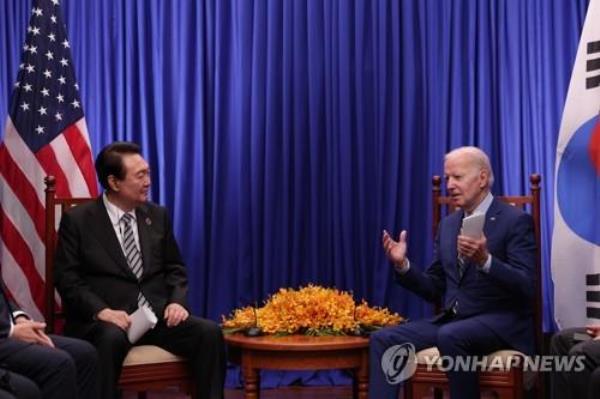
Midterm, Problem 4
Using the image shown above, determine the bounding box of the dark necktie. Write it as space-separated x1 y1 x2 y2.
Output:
121 213 150 309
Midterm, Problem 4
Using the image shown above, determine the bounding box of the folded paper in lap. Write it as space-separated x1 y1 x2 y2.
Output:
128 305 158 343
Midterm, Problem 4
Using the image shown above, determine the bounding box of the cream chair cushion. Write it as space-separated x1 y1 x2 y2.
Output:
123 345 185 366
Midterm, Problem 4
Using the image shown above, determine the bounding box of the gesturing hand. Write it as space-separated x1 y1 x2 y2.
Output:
12 320 55 347
382 230 408 269
97 308 131 331
164 303 189 328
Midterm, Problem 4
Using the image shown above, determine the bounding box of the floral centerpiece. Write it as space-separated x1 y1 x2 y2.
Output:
222 285 403 336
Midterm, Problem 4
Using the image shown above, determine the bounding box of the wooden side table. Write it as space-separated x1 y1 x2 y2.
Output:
225 334 370 399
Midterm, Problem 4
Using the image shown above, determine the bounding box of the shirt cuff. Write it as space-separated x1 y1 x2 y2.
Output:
12 310 28 320
394 259 410 274
8 311 29 337
479 254 492 273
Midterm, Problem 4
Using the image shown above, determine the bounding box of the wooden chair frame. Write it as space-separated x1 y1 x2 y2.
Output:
44 176 195 398
405 174 543 399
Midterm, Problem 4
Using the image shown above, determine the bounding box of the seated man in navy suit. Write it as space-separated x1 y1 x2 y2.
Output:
369 147 536 399
0 281 98 399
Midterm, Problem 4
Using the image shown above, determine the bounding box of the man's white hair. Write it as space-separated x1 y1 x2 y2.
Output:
445 146 495 189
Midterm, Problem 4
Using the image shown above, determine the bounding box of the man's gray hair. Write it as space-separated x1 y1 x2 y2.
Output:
445 146 495 189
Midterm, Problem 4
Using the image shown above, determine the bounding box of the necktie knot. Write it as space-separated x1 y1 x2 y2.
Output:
121 212 134 225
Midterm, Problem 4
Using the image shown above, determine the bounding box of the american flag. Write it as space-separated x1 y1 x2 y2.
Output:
0 0 97 320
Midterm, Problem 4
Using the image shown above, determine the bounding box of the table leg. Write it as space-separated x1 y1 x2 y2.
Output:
354 350 369 399
242 365 260 399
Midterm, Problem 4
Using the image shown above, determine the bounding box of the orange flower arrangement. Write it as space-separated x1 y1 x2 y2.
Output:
222 285 403 336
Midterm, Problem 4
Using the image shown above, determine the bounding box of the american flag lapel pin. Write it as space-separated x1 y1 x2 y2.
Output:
145 217 152 226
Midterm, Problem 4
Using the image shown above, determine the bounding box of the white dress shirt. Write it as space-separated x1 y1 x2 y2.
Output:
103 193 141 255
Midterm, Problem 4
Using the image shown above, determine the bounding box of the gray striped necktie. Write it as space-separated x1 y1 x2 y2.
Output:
121 213 150 309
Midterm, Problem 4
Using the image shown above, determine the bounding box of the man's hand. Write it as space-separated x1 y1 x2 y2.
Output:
164 303 189 328
97 308 131 331
11 320 55 347
586 324 600 338
14 314 30 324
457 234 489 266
382 230 408 269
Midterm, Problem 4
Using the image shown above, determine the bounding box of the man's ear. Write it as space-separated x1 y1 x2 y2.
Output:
479 169 488 189
107 175 120 192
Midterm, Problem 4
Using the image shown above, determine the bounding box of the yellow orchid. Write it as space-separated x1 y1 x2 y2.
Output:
222 285 403 335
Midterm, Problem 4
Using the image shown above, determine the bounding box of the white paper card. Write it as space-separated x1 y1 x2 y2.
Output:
461 213 485 238
127 305 158 343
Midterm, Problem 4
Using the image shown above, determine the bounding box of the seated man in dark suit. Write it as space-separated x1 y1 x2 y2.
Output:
54 141 225 399
550 325 600 398
369 147 536 399
0 281 98 399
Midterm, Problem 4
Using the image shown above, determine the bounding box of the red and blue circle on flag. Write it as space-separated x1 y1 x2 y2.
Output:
557 114 600 245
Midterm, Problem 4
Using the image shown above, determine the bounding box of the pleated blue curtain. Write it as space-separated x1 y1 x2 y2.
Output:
0 0 590 387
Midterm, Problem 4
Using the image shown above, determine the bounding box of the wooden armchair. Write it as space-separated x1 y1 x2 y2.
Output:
404 174 543 399
43 176 195 398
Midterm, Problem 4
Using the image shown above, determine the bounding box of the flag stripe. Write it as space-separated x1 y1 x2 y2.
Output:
3 119 47 205
35 144 73 199
588 41 600 54
63 123 97 195
50 131 89 197
586 75 600 89
587 274 600 285
0 144 46 239
0 236 44 321
0 207 44 306
587 291 600 302
587 58 600 71
0 176 45 278
587 307 600 319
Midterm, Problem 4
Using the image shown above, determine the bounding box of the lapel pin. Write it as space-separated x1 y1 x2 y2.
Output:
490 217 496 221
145 217 152 226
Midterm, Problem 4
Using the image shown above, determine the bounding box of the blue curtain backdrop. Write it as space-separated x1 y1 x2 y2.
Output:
0 0 590 387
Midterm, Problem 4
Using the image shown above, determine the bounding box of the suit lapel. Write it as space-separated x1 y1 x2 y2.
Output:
89 198 133 277
136 205 152 279
483 198 502 240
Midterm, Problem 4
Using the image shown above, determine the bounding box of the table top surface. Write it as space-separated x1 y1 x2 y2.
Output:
224 333 370 351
